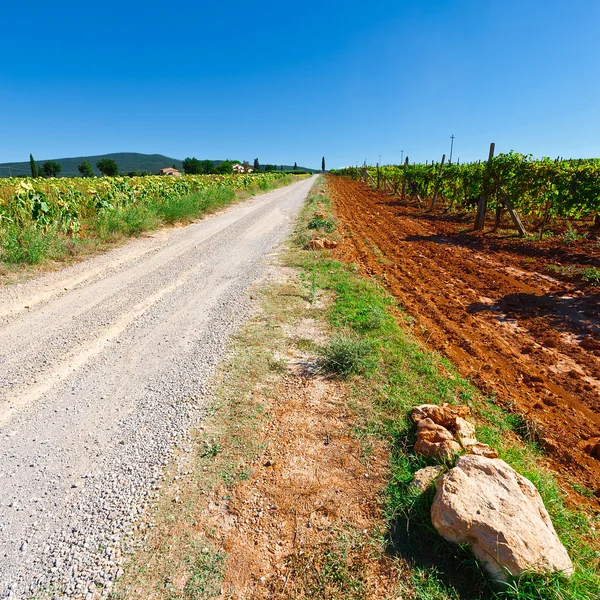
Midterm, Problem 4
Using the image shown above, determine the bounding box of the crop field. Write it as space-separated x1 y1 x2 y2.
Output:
0 172 298 266
326 174 600 497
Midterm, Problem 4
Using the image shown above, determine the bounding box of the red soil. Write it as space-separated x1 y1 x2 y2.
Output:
327 175 600 499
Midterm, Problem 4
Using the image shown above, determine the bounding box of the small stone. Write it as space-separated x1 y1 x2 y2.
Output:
410 466 445 492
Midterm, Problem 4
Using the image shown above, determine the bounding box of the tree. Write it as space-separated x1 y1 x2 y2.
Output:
293 162 297 171
199 159 217 174
97 158 119 176
253 158 260 172
322 156 326 172
216 161 233 175
42 160 62 178
78 161 94 177
182 157 202 174
29 154 39 178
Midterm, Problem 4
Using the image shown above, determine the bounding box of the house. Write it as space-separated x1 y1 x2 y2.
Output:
232 163 253 174
159 167 182 176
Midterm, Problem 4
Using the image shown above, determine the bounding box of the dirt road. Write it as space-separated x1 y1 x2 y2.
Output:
327 176 600 497
0 176 316 599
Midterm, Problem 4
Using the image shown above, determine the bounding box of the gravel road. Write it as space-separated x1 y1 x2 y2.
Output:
0 176 316 599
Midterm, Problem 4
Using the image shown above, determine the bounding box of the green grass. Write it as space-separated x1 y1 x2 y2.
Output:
286 177 600 600
181 545 226 600
308 215 336 232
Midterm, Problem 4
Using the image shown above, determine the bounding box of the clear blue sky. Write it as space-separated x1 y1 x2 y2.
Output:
1 0 598 169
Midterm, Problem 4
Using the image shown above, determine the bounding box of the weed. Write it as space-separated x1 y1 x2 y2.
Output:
182 545 226 599
308 216 336 232
581 267 600 287
201 441 221 458
319 332 376 378
562 229 585 244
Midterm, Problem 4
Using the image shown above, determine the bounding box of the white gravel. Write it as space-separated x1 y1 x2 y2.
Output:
0 176 316 599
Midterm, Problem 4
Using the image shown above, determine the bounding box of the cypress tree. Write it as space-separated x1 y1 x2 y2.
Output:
30 154 38 178
321 156 325 172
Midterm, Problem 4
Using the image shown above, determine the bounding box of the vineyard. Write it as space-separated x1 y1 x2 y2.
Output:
0 172 299 265
333 150 600 234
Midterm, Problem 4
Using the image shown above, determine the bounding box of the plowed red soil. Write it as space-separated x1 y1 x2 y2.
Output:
327 175 600 498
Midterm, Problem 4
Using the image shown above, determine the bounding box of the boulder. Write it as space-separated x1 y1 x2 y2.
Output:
414 418 461 460
431 455 573 582
411 466 446 492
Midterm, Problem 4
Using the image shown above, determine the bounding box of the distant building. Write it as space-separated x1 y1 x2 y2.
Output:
232 164 253 174
159 167 181 176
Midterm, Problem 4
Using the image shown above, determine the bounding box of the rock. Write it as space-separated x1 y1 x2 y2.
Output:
580 336 600 351
411 466 445 492
411 404 470 429
431 455 573 582
414 418 461 460
584 441 600 460
466 442 498 459
306 238 338 250
454 417 477 447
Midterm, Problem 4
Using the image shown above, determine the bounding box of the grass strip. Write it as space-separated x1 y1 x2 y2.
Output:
286 178 600 600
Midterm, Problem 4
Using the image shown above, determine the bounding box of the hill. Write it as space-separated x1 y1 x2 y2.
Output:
0 153 184 178
0 154 318 177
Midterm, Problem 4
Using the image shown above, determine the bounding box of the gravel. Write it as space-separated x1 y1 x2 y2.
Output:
0 176 315 599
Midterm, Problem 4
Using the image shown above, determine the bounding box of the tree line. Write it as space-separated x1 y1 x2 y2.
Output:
25 154 318 178
28 154 121 178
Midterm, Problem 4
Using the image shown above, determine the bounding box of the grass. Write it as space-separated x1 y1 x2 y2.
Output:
285 177 600 600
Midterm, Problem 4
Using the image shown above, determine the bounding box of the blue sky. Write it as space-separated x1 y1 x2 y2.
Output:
1 0 598 169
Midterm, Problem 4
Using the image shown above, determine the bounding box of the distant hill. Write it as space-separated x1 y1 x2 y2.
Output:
0 153 184 178
0 153 318 177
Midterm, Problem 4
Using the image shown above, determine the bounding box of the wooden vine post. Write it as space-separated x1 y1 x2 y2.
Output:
492 176 527 236
376 162 380 189
474 143 495 230
429 154 446 211
401 157 409 201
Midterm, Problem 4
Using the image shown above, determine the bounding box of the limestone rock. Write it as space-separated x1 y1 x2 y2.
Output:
466 442 498 459
411 466 445 492
431 455 573 582
454 417 478 447
414 418 461 460
411 404 470 428
306 238 338 250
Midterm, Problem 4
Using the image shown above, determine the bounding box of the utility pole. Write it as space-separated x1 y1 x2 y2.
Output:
400 149 404 163
449 134 455 164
